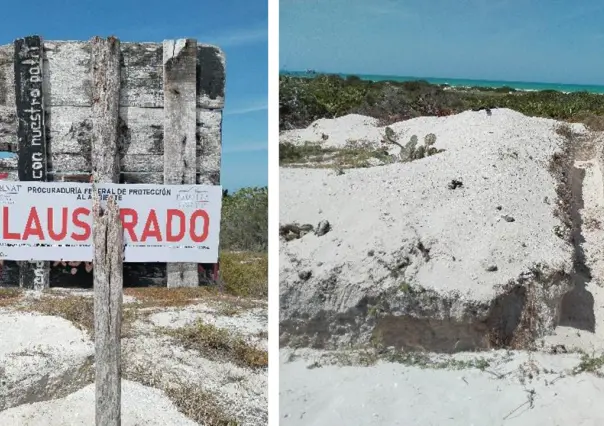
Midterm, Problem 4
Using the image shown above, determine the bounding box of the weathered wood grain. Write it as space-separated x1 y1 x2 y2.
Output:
51 153 211 172
0 42 225 108
93 195 123 426
0 106 16 151
0 44 15 107
92 38 123 424
91 36 121 183
0 153 207 173
44 106 221 154
197 108 222 184
43 41 92 107
0 167 209 185
164 39 199 288
14 35 50 291
120 43 162 108
1 106 220 162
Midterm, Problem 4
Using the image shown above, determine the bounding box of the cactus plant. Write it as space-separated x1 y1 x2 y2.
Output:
424 133 437 146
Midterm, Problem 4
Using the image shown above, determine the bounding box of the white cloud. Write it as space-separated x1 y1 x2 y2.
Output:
223 143 267 154
225 100 268 115
201 24 267 48
363 0 416 18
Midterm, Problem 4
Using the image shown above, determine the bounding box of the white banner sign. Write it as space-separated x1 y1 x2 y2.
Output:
0 182 222 263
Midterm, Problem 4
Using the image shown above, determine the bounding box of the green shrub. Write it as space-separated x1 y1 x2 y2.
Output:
220 187 267 252
279 74 604 130
220 251 268 298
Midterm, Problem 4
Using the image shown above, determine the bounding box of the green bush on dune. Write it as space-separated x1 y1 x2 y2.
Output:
220 187 268 253
279 74 604 131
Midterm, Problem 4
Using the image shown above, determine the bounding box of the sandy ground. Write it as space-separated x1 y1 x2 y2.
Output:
0 381 197 426
280 349 604 426
280 110 604 424
0 289 268 425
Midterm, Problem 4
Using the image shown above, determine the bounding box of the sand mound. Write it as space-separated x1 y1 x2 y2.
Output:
0 381 197 426
0 312 94 411
280 114 382 148
280 109 587 351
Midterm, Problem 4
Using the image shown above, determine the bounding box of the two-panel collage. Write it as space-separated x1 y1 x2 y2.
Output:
0 0 603 425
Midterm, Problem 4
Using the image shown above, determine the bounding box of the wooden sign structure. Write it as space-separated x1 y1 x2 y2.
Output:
0 35 225 288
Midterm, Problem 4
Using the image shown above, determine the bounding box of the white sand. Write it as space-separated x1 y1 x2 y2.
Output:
281 114 382 148
280 349 604 426
0 381 197 426
0 295 267 425
0 313 93 410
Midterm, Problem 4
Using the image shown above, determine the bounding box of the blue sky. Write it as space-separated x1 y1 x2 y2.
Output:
280 0 604 85
1 0 267 191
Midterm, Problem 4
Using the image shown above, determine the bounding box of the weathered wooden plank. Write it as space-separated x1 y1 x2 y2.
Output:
43 41 92 107
91 36 120 183
93 195 123 426
0 152 216 174
14 35 50 291
48 153 209 173
120 43 162 108
48 106 169 155
0 156 18 169
2 106 222 156
0 106 16 151
164 39 197 185
164 39 199 288
1 42 225 108
15 36 47 184
197 108 222 184
197 45 226 110
0 44 15 107
51 171 209 184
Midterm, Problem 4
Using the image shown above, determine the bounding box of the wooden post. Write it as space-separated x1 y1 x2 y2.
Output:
14 35 49 290
91 36 122 426
163 39 199 288
91 36 121 183
93 195 123 426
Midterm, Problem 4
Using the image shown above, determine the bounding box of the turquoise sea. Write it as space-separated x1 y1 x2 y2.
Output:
281 70 604 94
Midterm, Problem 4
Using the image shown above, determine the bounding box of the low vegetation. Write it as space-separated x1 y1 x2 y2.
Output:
280 140 391 169
0 287 21 307
125 363 240 426
220 251 268 298
164 320 268 369
280 73 604 131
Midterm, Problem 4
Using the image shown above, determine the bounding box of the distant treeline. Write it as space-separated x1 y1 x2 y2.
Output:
279 74 604 131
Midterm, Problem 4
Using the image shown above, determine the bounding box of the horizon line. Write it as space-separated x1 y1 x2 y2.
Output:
279 69 604 88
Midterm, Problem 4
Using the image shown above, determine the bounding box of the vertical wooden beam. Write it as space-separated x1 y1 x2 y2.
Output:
14 35 49 290
91 36 122 426
93 194 123 426
163 39 198 288
91 36 121 183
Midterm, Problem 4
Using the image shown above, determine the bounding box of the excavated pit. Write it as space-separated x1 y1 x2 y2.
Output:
281 267 571 352
542 131 604 351
280 110 591 353
557 163 595 332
